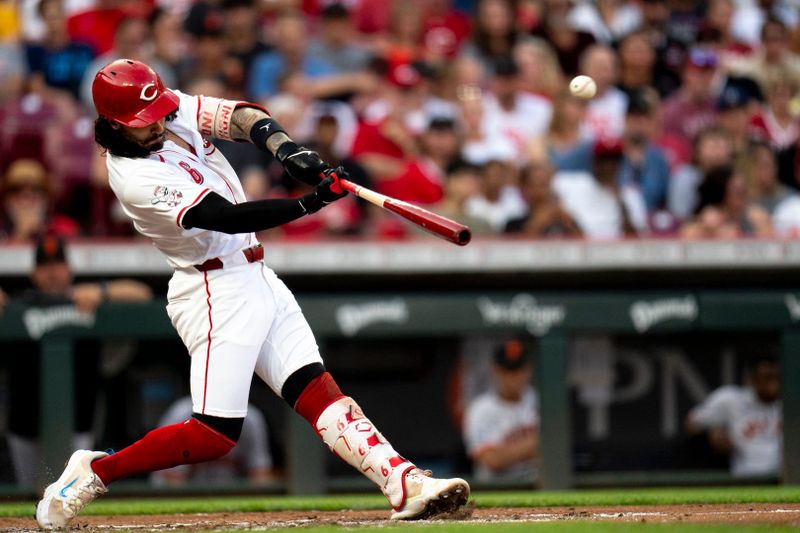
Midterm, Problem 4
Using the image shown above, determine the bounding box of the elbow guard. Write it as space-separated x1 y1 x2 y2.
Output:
198 97 268 141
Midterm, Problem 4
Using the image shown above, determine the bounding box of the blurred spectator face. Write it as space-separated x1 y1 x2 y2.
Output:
521 161 554 204
315 115 339 148
388 0 422 43
186 77 227 99
514 42 543 84
459 92 484 132
544 0 572 28
31 236 72 295
320 7 355 47
514 39 563 98
32 261 72 295
225 3 257 43
706 0 734 34
581 46 617 93
479 0 515 37
718 105 751 138
696 129 733 169
550 91 587 133
751 360 780 404
682 49 718 100
3 160 50 233
619 32 655 72
453 56 486 89
762 20 788 60
422 119 460 160
445 165 482 203
595 156 621 185
625 110 654 146
113 17 149 57
751 144 779 192
490 56 521 103
273 14 307 56
482 160 511 197
491 71 519 103
641 0 668 26
39 0 66 36
493 362 531 402
241 167 270 200
765 77 796 115
723 172 748 213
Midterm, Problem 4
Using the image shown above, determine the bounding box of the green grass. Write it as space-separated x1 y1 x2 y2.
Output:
0 486 799 518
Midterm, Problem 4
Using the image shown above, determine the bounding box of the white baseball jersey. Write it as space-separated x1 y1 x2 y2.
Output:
689 385 782 477
463 386 538 481
107 90 256 270
105 90 323 417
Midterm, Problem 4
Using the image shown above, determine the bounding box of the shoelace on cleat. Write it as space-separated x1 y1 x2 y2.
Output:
63 475 106 516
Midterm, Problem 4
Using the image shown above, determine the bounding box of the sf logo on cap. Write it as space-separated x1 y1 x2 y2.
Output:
140 83 158 102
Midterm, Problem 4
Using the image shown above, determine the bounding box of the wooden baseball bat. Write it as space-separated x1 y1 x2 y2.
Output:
334 177 472 246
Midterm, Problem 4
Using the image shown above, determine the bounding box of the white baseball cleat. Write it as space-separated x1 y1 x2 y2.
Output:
390 468 470 520
36 450 108 529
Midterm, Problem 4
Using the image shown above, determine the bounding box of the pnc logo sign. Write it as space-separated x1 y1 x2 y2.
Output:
140 83 158 101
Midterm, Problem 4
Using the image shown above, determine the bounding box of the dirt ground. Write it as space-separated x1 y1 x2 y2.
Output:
2 503 799 531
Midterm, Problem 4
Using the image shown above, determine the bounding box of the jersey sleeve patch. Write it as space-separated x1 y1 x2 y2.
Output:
151 185 184 207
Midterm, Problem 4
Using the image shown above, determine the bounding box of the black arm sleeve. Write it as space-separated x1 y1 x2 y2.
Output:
182 191 306 234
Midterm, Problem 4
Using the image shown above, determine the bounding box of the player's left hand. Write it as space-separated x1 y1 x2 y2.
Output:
299 167 349 214
276 141 328 187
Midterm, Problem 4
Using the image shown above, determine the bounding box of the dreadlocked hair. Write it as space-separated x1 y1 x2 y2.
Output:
95 110 178 158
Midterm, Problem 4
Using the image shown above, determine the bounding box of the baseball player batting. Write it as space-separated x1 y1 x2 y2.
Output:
36 59 469 528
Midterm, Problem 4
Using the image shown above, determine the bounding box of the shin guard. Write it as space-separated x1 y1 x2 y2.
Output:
314 397 415 509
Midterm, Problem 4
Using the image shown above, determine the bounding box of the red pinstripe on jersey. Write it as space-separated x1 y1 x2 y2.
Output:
202 271 213 414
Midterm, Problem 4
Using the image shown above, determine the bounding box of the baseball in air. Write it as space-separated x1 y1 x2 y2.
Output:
570 75 597 99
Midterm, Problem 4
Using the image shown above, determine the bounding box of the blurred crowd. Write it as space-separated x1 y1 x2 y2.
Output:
5 0 800 241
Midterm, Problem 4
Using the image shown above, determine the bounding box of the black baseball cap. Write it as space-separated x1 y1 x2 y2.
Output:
494 339 529 370
35 235 67 266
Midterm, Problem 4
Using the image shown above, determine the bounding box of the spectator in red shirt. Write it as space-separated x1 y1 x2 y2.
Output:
379 115 461 205
66 0 148 56
352 60 450 180
0 159 78 241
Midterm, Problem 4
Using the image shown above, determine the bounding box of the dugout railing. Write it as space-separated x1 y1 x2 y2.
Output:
0 289 798 494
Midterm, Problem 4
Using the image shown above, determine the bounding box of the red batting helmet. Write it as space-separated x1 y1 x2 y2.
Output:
92 59 179 127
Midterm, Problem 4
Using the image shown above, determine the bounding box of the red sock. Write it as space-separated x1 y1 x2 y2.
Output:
91 418 235 486
294 371 344 425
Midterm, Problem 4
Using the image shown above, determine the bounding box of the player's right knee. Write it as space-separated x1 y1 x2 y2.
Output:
192 413 245 443
281 362 326 407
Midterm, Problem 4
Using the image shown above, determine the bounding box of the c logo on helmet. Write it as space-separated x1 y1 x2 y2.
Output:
140 83 158 102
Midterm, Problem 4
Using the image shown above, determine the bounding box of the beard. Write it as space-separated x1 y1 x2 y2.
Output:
95 112 176 159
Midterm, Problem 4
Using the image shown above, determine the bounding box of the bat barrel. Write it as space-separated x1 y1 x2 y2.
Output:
335 175 472 246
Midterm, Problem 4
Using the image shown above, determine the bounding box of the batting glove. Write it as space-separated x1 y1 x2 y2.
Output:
299 167 349 214
276 141 327 187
